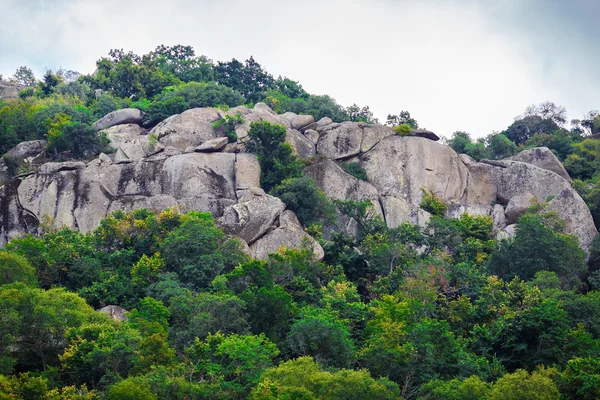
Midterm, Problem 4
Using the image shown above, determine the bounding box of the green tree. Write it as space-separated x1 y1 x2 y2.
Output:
246 121 303 191
285 306 356 368
0 251 36 286
168 292 249 350
11 66 36 86
486 133 517 159
270 176 336 227
489 369 560 400
559 357 600 400
160 214 248 289
185 332 279 397
489 211 586 286
215 56 274 103
251 356 400 400
107 379 157 400
386 110 418 129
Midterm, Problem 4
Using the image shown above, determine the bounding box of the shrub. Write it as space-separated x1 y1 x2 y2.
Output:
246 121 303 191
212 113 244 143
420 188 448 217
270 176 336 227
341 162 368 181
393 123 411 136
0 251 37 286
2 154 20 177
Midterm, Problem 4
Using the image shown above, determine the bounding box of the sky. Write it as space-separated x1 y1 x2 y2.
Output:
0 0 598 138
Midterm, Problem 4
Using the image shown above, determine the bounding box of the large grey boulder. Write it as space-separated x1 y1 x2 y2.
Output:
235 153 261 199
285 129 316 159
102 124 157 162
195 137 228 152
361 136 471 227
249 210 324 260
317 122 363 160
504 193 536 224
361 125 396 153
6 140 47 159
409 129 440 141
92 108 144 130
218 194 285 244
484 159 597 250
506 147 571 182
231 104 283 141
150 107 222 150
304 157 383 219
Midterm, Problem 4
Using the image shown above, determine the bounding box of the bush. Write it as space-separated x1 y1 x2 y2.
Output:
2 154 20 177
420 188 448 217
145 81 245 124
341 162 368 181
270 176 336 227
246 121 303 191
489 211 586 285
212 113 244 143
0 251 36 286
489 369 560 400
393 123 411 136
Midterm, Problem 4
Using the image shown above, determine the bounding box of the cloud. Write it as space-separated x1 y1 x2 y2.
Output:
1 0 598 137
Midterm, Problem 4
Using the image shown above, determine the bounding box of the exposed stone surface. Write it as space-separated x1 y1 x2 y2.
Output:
285 129 316 159
249 210 324 260
409 129 440 141
98 305 128 322
150 107 222 150
317 122 363 160
291 114 315 130
0 104 596 258
304 129 320 145
195 137 228 152
92 108 144 130
506 147 571 182
497 224 517 240
505 193 536 224
218 194 285 244
304 157 383 219
0 81 27 99
6 140 47 159
362 136 471 227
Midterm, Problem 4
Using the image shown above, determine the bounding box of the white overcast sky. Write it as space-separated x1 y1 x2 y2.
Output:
1 0 598 138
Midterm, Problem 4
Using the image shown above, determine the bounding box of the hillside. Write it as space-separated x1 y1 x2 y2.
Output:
1 45 600 399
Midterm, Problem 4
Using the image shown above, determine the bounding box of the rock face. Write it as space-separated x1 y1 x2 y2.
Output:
0 81 28 99
92 108 144 130
0 104 596 257
6 140 47 159
98 305 128 322
506 147 571 182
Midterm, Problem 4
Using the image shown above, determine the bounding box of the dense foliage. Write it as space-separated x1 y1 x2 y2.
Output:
0 195 598 398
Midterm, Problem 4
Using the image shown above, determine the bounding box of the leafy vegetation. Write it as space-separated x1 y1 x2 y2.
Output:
0 198 599 398
2 47 600 399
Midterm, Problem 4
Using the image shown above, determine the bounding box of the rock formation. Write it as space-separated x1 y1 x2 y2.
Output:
0 103 597 258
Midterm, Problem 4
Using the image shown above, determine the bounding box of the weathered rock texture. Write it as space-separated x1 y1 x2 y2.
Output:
0 103 596 258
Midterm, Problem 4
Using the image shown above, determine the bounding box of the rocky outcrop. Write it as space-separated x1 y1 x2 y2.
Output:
150 108 222 150
249 210 324 260
98 305 128 322
506 147 571 182
0 81 28 100
409 129 440 141
92 108 144 130
0 103 596 257
6 140 47 159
